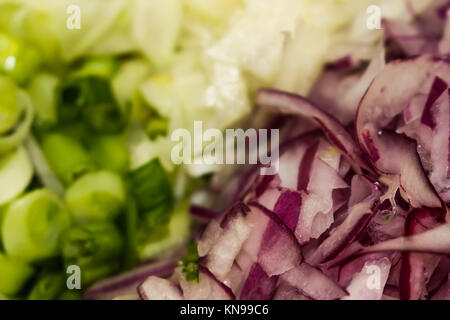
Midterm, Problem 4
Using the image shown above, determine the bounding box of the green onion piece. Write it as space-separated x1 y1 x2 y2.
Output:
146 117 168 140
81 264 120 287
56 76 124 133
89 134 129 173
137 201 190 260
142 203 173 235
0 33 42 84
2 189 71 262
128 158 173 212
61 222 123 285
58 290 81 300
41 132 95 186
72 57 118 79
27 73 59 128
181 243 199 283
129 158 175 256
0 76 19 134
0 253 34 296
24 135 64 197
0 146 33 205
0 3 21 32
58 122 91 144
0 293 10 300
112 59 151 112
0 205 6 243
123 198 138 270
0 90 34 154
65 171 125 224
27 270 64 300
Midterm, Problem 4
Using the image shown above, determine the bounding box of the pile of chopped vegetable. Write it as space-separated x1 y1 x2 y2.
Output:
133 1 450 301
0 0 447 300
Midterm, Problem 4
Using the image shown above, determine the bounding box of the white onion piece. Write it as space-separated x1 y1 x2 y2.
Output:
138 276 184 300
177 267 234 300
280 263 347 300
205 212 251 280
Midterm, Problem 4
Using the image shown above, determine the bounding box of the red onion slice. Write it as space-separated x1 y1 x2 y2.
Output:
295 157 349 244
83 259 178 300
360 223 450 255
356 55 450 208
239 263 278 300
204 209 251 280
245 202 303 277
399 207 444 300
307 195 384 266
273 282 311 300
256 88 374 175
280 263 348 300
189 204 220 221
431 277 450 300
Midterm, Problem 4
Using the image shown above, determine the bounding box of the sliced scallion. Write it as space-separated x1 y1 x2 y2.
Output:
0 146 33 205
41 132 94 186
0 253 34 296
61 222 123 285
2 189 71 262
65 171 125 224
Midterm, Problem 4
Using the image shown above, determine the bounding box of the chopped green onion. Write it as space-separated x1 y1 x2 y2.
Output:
137 201 190 260
142 202 173 236
57 122 91 144
0 205 6 244
0 293 10 300
56 76 124 133
24 135 64 197
112 59 151 112
0 253 34 295
0 90 34 154
146 117 168 140
27 73 59 128
0 76 19 134
1 189 71 262
89 133 129 173
58 290 81 300
61 222 123 285
65 171 125 224
0 3 21 32
27 270 64 300
0 33 42 84
129 158 175 257
71 57 118 79
41 132 95 186
128 158 173 212
180 243 199 283
81 264 121 287
0 146 33 205
123 198 138 270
